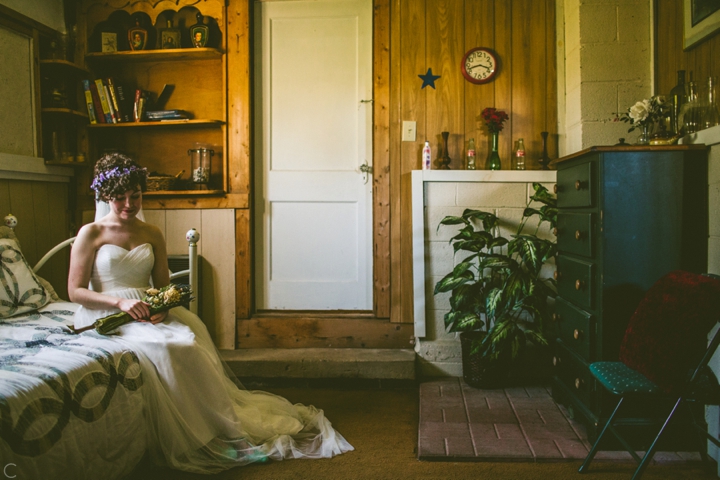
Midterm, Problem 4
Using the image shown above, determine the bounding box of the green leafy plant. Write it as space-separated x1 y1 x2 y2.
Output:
434 183 557 362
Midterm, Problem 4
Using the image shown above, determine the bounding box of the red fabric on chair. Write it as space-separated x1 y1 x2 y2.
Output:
618 271 720 394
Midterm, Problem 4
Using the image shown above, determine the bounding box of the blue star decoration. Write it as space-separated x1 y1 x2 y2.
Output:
418 68 441 89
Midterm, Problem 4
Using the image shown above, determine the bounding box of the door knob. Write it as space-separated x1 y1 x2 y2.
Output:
359 162 373 184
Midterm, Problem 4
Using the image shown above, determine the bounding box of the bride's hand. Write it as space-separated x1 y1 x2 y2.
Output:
149 310 168 325
118 298 151 321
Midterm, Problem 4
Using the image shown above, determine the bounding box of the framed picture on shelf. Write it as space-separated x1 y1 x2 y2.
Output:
160 20 180 50
128 22 147 51
101 32 117 53
684 0 720 49
190 13 209 48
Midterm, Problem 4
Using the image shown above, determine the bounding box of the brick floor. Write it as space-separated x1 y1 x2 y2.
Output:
418 378 703 463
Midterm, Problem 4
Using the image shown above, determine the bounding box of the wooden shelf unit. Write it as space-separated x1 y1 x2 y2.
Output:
39 55 90 165
76 0 228 198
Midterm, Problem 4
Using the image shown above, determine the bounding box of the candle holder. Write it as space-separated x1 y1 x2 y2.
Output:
538 131 551 170
437 132 451 169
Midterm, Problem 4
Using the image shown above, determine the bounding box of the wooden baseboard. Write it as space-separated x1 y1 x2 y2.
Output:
236 314 415 349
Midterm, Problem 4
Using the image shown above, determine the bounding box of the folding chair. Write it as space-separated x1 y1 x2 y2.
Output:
578 271 720 479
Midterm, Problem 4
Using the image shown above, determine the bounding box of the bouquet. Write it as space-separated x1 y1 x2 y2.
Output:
481 107 510 133
72 283 194 335
615 96 669 132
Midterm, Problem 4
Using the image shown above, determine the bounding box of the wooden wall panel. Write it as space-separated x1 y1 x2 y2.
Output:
200 208 236 349
389 0 557 324
655 0 720 99
0 179 70 299
373 0 391 318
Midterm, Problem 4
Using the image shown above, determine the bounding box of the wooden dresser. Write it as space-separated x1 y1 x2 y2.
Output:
550 145 709 445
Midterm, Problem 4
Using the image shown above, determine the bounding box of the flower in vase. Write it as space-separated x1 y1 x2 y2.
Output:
481 107 509 134
615 96 669 132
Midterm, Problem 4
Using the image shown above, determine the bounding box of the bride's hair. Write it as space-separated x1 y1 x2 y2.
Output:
91 152 148 201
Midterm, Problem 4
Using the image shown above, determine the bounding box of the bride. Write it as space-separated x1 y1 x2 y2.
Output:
68 153 353 473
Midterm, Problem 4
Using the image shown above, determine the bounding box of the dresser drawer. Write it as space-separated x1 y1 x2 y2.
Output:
552 345 593 407
557 213 593 257
555 255 594 309
557 161 594 208
554 297 593 361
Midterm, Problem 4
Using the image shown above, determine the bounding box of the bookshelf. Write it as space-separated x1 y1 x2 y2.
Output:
39 59 90 165
76 1 228 197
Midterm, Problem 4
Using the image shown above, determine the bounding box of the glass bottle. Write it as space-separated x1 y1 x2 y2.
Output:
669 70 686 135
466 138 476 170
422 141 432 170
679 81 701 134
703 76 719 130
513 138 526 170
485 132 501 170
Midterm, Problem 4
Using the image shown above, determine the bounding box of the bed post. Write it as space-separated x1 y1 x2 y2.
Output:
185 228 200 315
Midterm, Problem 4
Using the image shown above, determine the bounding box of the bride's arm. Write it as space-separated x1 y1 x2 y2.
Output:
68 224 151 320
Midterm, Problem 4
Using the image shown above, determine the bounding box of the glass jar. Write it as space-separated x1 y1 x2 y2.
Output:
188 148 213 185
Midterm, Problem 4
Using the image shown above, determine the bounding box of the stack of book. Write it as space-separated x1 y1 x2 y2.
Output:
145 110 191 121
83 80 183 123
82 78 135 124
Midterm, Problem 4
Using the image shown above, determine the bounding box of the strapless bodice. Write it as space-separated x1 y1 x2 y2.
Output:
89 243 154 293
73 243 155 329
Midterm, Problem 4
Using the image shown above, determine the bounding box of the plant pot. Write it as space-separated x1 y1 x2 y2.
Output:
459 331 508 389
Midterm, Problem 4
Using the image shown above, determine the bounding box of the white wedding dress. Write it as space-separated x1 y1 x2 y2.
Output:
73 243 353 474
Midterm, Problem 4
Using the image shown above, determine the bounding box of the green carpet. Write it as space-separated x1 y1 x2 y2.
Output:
128 385 716 480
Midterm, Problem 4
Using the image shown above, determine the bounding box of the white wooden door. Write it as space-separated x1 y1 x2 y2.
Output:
254 0 373 310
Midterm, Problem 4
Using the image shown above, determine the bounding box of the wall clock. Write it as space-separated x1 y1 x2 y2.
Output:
461 47 498 84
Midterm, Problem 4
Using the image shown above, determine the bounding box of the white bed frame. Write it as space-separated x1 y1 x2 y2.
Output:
5 215 200 314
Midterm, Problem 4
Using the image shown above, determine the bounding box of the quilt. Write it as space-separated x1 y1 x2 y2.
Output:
0 302 147 480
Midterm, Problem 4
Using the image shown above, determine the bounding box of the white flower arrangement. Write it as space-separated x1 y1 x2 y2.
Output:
615 96 670 132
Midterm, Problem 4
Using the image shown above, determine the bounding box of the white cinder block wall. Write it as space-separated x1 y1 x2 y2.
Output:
415 174 557 377
559 0 653 156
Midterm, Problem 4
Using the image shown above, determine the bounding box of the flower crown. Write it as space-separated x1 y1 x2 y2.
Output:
91 166 148 193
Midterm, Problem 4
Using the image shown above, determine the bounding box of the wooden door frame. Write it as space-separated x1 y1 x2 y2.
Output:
228 0 409 348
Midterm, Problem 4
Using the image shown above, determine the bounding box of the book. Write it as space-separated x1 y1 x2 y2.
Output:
146 109 191 120
82 80 98 124
94 79 113 123
105 77 123 123
115 84 132 122
88 81 106 123
134 88 147 122
103 84 118 123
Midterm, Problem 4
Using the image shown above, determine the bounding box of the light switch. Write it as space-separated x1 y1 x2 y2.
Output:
402 121 417 142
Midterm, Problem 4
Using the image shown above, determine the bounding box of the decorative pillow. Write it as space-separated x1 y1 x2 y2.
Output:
0 237 50 318
0 226 61 302
618 271 720 394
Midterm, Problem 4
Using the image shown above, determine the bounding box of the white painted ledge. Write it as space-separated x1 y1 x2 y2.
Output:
0 153 73 183
411 169 557 338
678 124 720 146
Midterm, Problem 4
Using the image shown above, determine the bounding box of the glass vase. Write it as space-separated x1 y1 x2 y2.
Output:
636 124 651 145
485 132 501 170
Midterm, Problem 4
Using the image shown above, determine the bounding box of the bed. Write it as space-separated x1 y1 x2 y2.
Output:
0 215 199 480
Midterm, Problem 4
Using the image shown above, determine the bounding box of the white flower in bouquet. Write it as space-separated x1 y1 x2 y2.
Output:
629 99 651 123
615 96 669 133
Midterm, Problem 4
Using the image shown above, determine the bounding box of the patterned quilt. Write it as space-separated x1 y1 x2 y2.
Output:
0 302 148 480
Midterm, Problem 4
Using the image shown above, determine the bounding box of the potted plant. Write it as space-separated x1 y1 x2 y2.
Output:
434 183 557 387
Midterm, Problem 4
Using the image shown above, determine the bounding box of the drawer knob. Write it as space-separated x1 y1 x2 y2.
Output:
554 271 562 281
553 356 561 366
575 378 584 389
553 227 558 236
575 279 584 290
575 180 583 190
552 313 560 322
573 329 582 340
553 184 558 194
575 230 583 240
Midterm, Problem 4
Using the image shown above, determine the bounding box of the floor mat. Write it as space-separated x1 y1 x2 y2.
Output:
418 378 702 463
